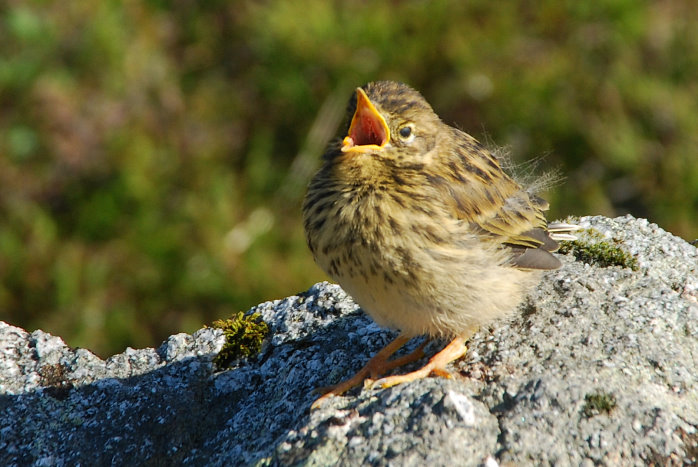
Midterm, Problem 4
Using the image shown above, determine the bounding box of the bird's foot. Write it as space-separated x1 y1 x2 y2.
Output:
311 334 411 409
370 336 467 389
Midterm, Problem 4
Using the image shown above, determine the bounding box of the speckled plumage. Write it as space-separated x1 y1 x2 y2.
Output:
303 81 569 405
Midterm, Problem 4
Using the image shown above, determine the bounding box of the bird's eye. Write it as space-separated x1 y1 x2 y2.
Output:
397 124 415 142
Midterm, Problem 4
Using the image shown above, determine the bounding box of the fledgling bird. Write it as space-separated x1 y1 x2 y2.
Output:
303 80 575 408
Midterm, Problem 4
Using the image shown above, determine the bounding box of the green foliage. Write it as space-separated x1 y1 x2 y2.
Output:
558 229 639 270
210 312 269 369
1 1 697 355
582 392 617 418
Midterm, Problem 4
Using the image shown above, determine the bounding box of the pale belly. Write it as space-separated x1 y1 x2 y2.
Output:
317 238 541 339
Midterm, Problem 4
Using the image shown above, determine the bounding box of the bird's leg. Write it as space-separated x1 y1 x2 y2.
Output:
370 338 429 376
312 334 411 409
370 336 467 389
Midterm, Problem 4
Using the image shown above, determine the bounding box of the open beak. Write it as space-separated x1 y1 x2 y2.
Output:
341 87 390 153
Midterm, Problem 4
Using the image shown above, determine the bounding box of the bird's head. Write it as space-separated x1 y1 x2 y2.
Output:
340 81 442 163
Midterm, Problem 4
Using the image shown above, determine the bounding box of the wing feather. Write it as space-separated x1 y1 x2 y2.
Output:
433 129 562 270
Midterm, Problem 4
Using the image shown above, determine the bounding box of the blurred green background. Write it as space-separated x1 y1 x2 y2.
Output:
1 1 697 357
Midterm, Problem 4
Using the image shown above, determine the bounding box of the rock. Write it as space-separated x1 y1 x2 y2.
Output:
0 215 696 465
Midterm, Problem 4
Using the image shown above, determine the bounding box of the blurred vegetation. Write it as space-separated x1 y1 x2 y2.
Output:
1 0 696 357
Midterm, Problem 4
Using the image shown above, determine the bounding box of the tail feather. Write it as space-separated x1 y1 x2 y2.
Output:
547 222 581 242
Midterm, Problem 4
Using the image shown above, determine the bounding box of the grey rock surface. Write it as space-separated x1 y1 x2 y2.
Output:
1 215 696 465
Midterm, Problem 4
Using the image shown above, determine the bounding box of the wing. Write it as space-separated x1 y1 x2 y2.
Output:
433 129 562 270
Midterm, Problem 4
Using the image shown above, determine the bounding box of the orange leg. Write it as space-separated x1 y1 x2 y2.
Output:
370 336 467 389
372 338 428 375
312 334 421 409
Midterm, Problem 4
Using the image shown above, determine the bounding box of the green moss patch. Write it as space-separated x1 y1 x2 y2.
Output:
582 392 617 417
558 228 638 270
209 312 269 369
38 363 74 401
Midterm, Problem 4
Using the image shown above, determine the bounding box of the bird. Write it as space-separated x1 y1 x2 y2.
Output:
302 80 576 408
